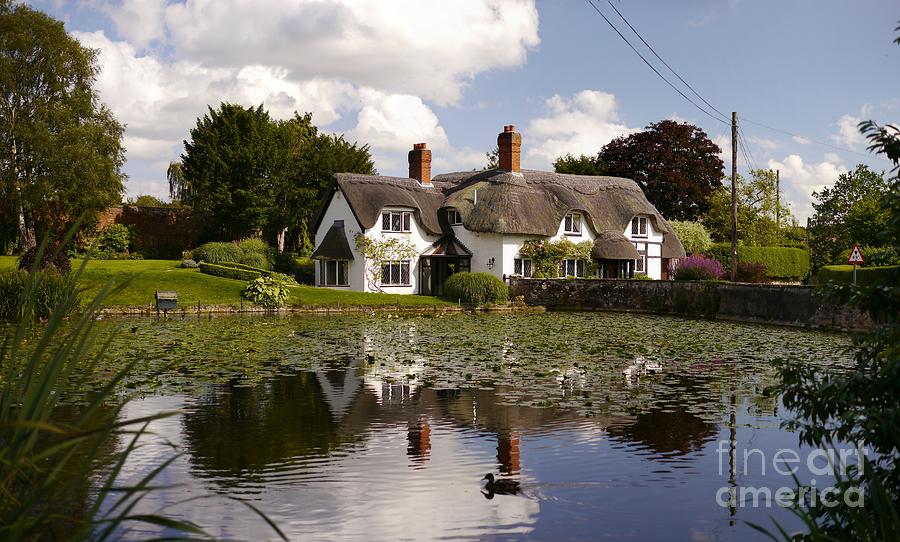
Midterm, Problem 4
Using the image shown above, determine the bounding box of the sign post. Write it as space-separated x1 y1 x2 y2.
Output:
848 243 865 285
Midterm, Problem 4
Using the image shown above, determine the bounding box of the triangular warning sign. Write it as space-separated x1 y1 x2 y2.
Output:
848 243 865 265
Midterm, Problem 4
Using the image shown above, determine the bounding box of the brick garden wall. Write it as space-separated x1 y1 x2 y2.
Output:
98 205 209 259
509 278 872 332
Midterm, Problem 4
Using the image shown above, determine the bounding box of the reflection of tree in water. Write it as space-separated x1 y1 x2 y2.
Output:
608 375 718 455
182 373 357 479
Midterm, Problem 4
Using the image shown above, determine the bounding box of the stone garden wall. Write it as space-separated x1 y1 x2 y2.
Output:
98 205 209 259
509 278 872 331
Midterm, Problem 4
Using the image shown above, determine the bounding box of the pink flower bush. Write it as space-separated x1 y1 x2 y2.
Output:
674 254 725 281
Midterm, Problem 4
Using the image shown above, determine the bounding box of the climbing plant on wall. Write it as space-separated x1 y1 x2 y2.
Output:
519 239 596 278
354 234 419 290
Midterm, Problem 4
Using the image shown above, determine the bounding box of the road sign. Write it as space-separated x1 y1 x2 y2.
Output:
848 243 865 265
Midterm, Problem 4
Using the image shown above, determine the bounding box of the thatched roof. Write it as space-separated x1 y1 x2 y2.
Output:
592 231 642 260
314 169 685 257
311 220 355 260
422 236 473 257
661 232 686 259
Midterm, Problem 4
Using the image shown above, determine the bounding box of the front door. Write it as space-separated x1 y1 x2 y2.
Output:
422 256 471 296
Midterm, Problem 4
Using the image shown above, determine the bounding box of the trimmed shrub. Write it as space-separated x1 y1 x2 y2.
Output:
818 265 898 286
274 252 316 284
18 245 71 275
631 273 652 281
443 272 509 305
97 223 133 253
674 255 724 281
735 262 768 283
237 250 270 270
241 274 292 308
179 259 199 268
220 261 271 274
706 243 810 281
0 270 79 321
192 242 244 265
199 262 262 282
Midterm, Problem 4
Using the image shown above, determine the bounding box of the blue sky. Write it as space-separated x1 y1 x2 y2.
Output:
30 0 899 221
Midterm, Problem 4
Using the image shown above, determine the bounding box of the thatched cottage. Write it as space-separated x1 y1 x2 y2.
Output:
311 125 685 294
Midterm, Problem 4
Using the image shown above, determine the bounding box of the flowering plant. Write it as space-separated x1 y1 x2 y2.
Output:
674 254 724 281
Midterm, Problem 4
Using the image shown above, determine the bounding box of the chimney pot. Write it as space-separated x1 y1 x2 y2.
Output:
409 142 432 185
497 124 521 173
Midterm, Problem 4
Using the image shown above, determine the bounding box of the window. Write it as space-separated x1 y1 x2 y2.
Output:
320 260 349 286
513 258 533 278
381 260 411 286
382 211 412 232
558 259 585 278
447 209 462 226
631 216 648 237
635 249 646 273
564 212 582 234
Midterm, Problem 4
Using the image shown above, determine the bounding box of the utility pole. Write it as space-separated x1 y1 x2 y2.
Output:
731 112 738 282
775 169 780 228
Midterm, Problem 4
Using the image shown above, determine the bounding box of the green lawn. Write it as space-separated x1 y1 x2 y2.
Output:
0 256 452 308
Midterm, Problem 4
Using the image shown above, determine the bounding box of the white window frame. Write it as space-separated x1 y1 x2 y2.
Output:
513 257 534 278
631 216 648 238
558 259 585 278
564 212 582 235
381 260 411 286
447 209 462 226
382 210 412 233
320 260 349 286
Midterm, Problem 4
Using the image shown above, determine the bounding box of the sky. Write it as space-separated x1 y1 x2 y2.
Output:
28 0 900 222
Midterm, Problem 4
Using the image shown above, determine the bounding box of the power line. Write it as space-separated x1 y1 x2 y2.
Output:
583 0 728 126
604 0 729 123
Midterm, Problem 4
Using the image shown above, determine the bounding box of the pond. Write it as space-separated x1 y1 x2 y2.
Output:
67 312 856 540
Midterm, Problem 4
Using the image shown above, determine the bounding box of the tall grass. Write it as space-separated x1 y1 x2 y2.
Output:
0 269 80 322
0 241 286 540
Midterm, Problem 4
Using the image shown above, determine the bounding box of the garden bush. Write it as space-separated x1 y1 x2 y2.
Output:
735 262 768 283
817 265 898 286
668 220 712 255
274 252 316 284
219 261 271 274
18 245 71 274
199 262 262 281
443 272 509 305
674 255 724 281
97 223 133 253
237 250 270 270
705 243 810 280
241 274 292 308
192 241 244 265
0 270 79 321
179 259 199 268
837 245 899 267
631 273 652 281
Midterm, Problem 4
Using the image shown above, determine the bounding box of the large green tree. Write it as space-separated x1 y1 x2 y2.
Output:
808 164 889 269
0 1 126 252
181 104 374 248
553 153 607 176
599 120 724 221
703 168 798 247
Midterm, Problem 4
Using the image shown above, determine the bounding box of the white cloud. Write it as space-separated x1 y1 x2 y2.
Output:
747 135 776 152
767 154 847 222
792 135 811 145
162 0 540 105
832 104 872 150
99 0 168 49
523 90 636 168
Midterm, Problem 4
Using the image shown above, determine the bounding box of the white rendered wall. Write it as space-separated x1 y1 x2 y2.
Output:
624 216 665 280
452 226 504 280
313 188 367 291
361 206 438 294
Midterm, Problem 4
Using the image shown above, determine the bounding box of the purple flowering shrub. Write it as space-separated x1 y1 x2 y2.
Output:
674 254 724 281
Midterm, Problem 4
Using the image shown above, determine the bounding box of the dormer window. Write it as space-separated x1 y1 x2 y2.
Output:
564 212 582 235
631 216 648 238
382 210 412 232
447 209 462 226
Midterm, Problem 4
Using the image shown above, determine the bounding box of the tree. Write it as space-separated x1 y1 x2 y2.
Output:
599 120 724 221
166 160 188 203
0 2 126 252
182 103 281 239
553 153 607 176
808 164 889 270
702 169 797 247
128 194 172 207
485 146 498 169
667 220 712 255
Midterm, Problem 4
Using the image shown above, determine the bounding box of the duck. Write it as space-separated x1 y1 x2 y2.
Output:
481 473 521 496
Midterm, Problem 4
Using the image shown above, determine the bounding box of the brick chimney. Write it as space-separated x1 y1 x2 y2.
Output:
497 124 521 173
408 142 432 185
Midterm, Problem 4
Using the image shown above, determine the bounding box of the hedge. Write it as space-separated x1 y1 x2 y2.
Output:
219 261 272 274
818 265 898 286
198 262 263 282
706 244 810 280
443 272 509 305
